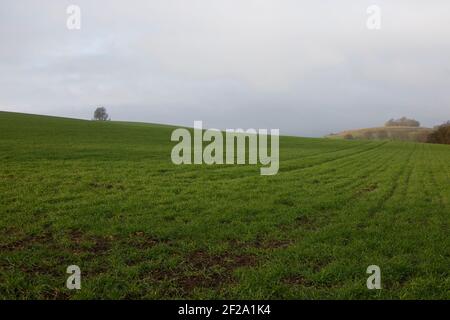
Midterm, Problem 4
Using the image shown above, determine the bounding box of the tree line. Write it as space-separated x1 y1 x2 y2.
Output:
427 121 450 144
385 117 421 127
344 117 450 144
343 117 450 145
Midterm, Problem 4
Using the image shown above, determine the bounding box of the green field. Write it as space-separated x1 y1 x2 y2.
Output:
0 111 449 299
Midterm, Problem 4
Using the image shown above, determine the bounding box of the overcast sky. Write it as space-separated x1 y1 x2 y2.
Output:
1 1 449 136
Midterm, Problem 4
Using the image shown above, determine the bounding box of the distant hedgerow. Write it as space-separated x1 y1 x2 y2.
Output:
427 121 450 145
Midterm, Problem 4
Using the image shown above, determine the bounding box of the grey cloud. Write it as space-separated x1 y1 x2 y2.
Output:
1 0 449 136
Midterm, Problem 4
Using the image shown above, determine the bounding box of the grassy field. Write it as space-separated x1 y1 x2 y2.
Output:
0 111 449 299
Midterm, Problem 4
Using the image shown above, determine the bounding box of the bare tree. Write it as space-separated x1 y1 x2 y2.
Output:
93 107 110 121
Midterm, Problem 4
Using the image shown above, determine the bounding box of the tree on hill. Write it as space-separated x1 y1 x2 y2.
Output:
344 133 354 140
93 107 110 121
385 117 420 127
427 121 450 145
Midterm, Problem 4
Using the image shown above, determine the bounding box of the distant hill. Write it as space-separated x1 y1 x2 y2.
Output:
327 126 433 142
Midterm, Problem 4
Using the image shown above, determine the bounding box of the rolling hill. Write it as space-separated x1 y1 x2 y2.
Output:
0 111 449 299
327 126 433 142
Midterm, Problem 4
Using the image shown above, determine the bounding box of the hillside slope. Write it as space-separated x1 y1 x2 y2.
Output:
327 126 432 142
0 111 449 299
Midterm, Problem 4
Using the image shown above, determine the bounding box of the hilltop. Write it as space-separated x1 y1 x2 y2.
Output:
327 126 433 142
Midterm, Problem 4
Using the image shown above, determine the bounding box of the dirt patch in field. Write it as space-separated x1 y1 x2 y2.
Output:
2 228 168 256
282 275 314 287
68 230 170 255
187 250 257 270
254 239 293 250
277 215 319 232
67 230 112 255
357 183 379 194
310 258 332 273
17 262 65 277
0 231 54 251
229 238 293 250
126 231 170 250
88 181 125 190
42 289 71 300
178 250 258 292
294 215 318 230
143 249 259 294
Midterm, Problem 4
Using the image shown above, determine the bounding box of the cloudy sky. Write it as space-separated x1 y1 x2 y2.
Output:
1 0 449 136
